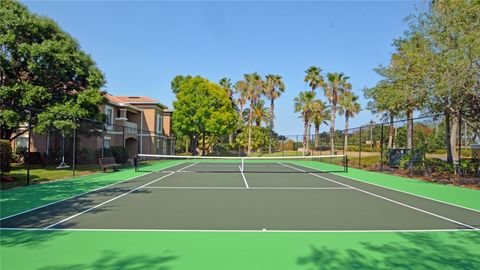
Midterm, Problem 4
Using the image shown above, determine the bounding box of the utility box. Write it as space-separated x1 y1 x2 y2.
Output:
472 144 480 160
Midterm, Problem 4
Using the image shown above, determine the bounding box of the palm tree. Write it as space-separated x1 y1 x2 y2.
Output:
265 74 285 153
219 77 233 99
241 73 263 155
304 66 324 93
338 91 361 154
294 91 317 154
304 67 324 149
310 100 328 150
244 100 271 126
324 72 349 154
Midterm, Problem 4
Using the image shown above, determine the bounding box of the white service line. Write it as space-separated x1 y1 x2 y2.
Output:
140 186 352 190
0 161 188 222
279 163 479 230
239 165 249 188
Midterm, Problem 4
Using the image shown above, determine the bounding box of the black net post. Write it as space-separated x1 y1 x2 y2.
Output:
380 123 384 172
26 108 32 186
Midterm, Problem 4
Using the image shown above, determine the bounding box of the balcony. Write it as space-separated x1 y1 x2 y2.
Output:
125 122 137 134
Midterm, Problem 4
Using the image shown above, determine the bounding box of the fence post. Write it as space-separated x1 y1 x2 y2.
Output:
26 108 32 186
72 117 76 177
359 127 362 168
380 124 384 172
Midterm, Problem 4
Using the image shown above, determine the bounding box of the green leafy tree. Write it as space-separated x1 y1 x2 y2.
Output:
243 100 271 127
416 1 480 163
338 91 361 153
294 91 317 153
235 125 277 153
0 0 105 141
304 66 324 94
172 76 237 155
264 74 285 153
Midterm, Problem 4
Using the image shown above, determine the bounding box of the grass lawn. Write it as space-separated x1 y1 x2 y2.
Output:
1 164 102 190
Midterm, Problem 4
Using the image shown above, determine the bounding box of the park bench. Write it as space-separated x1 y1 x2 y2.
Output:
99 157 120 172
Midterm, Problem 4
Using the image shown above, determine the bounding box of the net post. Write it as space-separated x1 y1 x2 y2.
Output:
359 127 362 168
26 108 32 186
134 154 138 172
345 155 348 173
380 123 384 172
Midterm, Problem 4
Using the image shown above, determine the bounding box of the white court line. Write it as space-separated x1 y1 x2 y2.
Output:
140 186 352 190
43 163 197 229
0 162 187 222
239 165 249 188
293 161 480 214
1 227 477 233
177 162 198 172
279 163 479 230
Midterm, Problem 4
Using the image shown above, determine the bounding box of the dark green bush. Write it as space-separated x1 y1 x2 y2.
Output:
14 145 28 162
458 159 479 176
0 140 12 172
109 146 129 164
424 158 454 175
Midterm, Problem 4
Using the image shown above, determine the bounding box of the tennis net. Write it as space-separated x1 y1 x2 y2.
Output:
135 154 348 174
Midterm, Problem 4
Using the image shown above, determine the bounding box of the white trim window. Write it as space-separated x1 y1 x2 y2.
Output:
104 137 111 149
157 113 163 135
105 105 113 130
16 137 29 148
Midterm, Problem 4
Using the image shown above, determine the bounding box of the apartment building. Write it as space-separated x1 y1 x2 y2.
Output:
12 93 175 161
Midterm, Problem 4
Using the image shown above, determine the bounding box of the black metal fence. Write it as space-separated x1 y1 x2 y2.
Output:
0 106 175 187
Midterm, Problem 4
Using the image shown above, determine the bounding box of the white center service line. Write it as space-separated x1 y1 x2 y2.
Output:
43 163 197 229
239 165 249 188
279 163 479 230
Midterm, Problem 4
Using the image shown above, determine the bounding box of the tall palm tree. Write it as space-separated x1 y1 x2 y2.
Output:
338 91 361 154
324 72 349 154
265 74 285 153
310 100 328 150
242 73 263 155
304 67 324 148
294 91 317 154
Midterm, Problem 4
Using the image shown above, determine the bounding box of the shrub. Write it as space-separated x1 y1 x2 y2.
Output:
424 158 454 175
0 140 12 172
14 145 28 162
458 159 479 176
109 146 129 164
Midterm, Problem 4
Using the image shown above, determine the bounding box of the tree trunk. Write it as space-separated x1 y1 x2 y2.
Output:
269 99 274 154
445 112 453 164
303 117 309 154
388 114 394 148
450 116 458 162
344 114 349 154
330 99 336 155
314 123 320 149
406 110 413 149
202 131 206 156
247 101 253 155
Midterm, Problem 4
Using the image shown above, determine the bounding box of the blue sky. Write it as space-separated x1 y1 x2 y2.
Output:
24 1 422 135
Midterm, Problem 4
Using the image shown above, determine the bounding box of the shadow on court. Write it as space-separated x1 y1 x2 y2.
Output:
35 250 177 270
0 229 68 248
297 232 480 270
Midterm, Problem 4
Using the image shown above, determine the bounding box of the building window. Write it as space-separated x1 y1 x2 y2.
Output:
105 106 113 129
16 137 29 148
104 137 111 149
157 113 163 135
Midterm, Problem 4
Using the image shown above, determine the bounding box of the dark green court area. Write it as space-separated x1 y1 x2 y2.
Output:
1 161 479 231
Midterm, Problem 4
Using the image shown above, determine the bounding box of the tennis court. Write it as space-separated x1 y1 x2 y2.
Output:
1 155 479 232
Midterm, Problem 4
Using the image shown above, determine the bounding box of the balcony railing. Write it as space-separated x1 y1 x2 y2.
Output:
125 121 138 134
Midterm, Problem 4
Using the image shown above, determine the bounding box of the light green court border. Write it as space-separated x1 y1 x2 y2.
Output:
1 230 479 270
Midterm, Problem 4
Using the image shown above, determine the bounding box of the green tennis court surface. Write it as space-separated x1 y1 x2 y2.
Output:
1 159 479 269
